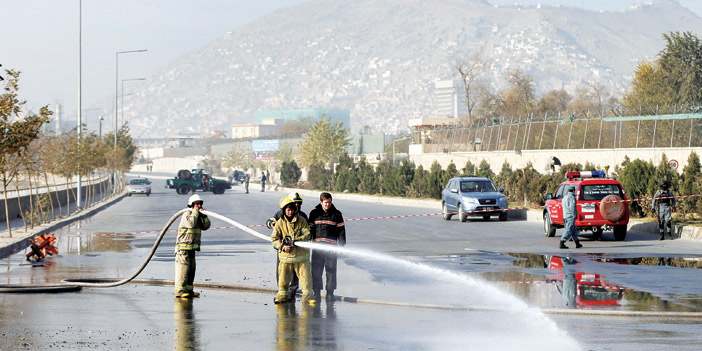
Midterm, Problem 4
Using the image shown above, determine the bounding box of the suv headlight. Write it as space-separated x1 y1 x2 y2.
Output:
463 197 479 204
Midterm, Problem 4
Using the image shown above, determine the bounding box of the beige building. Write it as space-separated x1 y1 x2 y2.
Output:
231 118 282 139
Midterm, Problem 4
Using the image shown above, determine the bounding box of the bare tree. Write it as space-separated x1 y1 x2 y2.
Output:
454 51 487 125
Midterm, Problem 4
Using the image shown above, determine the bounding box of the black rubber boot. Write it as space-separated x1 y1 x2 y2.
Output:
659 233 665 241
559 241 568 249
575 241 582 248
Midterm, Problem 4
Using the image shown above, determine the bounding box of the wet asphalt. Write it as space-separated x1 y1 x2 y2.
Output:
0 174 701 350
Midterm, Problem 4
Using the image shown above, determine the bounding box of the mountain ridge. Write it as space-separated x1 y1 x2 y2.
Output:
122 0 702 138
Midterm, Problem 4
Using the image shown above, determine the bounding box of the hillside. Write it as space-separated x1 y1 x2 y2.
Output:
121 0 702 138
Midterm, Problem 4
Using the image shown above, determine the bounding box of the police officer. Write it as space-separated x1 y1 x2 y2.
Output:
560 186 582 249
267 193 307 299
175 194 211 298
652 180 676 240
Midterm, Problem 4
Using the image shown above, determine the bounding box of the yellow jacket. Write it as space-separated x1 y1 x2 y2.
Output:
176 209 211 251
271 214 311 262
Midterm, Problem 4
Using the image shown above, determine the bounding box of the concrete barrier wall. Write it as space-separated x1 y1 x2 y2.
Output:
409 147 702 174
0 178 110 222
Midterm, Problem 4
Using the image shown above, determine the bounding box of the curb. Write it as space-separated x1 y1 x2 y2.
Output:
0 192 127 259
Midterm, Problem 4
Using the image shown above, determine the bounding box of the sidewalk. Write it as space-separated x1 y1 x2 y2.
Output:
0 192 126 259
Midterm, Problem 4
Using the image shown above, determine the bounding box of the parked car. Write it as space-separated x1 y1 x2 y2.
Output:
543 171 629 241
228 170 246 184
127 178 151 196
441 177 509 222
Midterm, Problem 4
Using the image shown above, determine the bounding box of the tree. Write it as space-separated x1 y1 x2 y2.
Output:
306 161 332 190
623 31 702 113
680 152 702 217
476 160 495 180
409 165 430 198
278 116 315 136
428 161 445 199
280 160 302 187
298 116 351 167
454 51 486 124
222 145 254 170
618 159 656 217
0 69 51 237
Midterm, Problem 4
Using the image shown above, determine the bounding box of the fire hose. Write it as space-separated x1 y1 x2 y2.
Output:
0 209 279 293
0 209 188 293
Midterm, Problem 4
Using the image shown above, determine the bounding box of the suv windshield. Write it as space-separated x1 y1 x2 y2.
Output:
580 184 623 201
460 180 496 193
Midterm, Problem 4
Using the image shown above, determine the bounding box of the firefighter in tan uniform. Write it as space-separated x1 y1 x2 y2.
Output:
174 194 211 298
271 196 316 305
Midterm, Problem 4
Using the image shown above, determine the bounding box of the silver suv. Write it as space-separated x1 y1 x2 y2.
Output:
441 177 508 222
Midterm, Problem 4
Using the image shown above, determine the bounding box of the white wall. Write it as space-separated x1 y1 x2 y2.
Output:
410 147 702 174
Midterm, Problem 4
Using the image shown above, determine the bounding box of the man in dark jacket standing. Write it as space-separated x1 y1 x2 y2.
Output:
308 192 346 301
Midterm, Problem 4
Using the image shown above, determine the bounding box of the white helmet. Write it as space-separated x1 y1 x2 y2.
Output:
188 194 204 207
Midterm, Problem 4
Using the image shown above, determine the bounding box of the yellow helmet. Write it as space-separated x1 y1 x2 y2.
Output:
288 192 303 204
279 196 295 210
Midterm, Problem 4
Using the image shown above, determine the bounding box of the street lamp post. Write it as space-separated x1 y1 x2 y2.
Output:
114 50 146 149
98 115 104 138
114 49 146 194
121 78 145 127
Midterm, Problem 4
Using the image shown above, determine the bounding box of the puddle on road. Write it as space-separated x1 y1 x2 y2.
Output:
423 253 702 313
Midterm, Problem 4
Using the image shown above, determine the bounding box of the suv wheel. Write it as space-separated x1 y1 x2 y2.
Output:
499 211 508 221
544 212 556 237
178 184 191 195
458 204 467 222
613 225 627 241
442 203 452 221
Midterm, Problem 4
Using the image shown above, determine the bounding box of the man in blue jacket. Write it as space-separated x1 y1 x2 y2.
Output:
560 186 582 249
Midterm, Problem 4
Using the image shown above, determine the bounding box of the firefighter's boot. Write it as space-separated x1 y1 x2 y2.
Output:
302 293 317 306
274 293 289 304
559 241 568 249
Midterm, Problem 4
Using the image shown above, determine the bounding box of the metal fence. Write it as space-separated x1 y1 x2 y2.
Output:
411 113 702 153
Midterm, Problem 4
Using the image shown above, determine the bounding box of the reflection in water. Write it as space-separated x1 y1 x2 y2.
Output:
174 298 198 350
546 256 625 309
276 302 337 351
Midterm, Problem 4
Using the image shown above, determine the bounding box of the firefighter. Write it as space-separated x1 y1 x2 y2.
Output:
271 196 316 305
174 194 211 298
309 192 346 301
267 193 307 299
560 186 582 249
652 179 676 240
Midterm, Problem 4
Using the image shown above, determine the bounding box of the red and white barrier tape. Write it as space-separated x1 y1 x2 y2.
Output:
53 193 698 240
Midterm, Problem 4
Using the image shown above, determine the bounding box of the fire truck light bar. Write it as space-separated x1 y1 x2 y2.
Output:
566 171 606 179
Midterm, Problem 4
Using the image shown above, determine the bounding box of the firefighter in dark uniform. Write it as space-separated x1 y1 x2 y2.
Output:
308 192 346 301
652 179 676 240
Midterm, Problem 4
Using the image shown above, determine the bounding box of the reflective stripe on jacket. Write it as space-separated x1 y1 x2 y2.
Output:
271 214 311 262
176 209 211 252
309 203 346 246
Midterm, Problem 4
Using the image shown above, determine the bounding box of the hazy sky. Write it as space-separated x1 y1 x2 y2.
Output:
2 0 701 130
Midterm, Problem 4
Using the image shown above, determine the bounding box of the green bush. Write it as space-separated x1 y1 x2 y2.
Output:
280 160 302 187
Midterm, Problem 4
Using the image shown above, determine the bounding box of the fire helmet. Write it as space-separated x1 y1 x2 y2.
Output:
288 192 303 204
279 196 296 210
188 194 204 207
